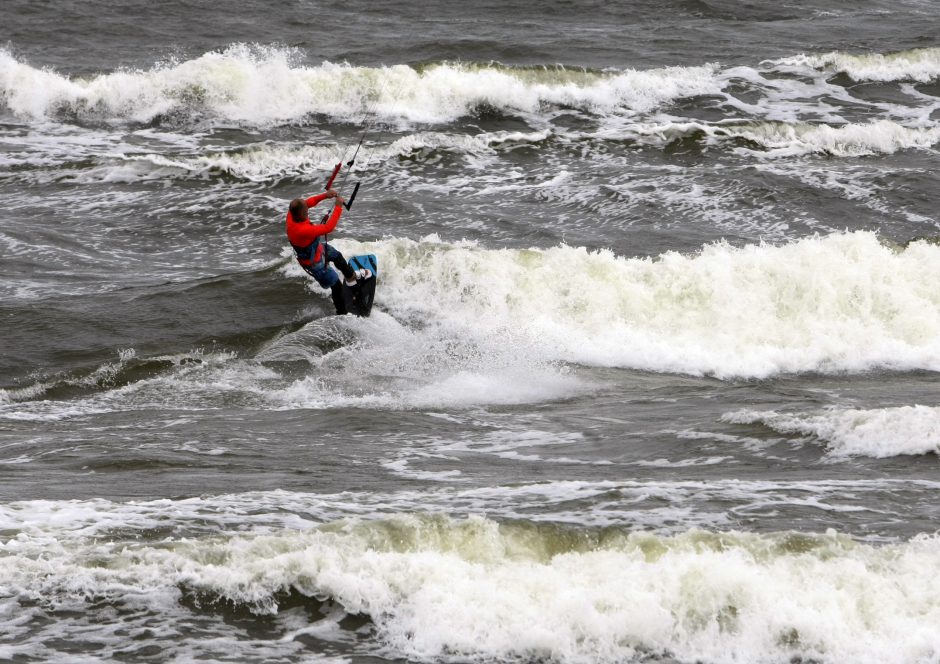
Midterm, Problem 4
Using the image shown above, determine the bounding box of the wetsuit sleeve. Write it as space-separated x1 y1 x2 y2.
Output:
312 203 343 235
306 193 331 207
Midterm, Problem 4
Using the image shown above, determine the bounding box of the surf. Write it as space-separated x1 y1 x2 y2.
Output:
326 231 940 380
3 507 940 664
767 47 940 83
724 404 940 457
0 45 721 125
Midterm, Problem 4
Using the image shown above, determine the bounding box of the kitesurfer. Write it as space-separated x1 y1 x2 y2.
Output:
286 189 372 314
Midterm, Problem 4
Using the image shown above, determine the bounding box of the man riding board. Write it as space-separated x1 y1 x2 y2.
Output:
286 189 372 314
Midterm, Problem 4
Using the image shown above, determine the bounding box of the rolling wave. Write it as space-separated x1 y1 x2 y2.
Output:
5 231 939 422
22 121 940 196
344 230 940 379
724 405 940 457
153 120 940 181
631 119 940 157
769 47 940 83
22 118 932 188
3 45 938 139
2 508 939 664
0 45 720 126
114 130 548 182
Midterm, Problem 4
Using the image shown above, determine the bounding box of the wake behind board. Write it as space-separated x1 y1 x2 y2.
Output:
339 254 378 317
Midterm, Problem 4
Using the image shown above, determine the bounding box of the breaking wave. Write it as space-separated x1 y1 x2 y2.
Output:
0 45 720 126
724 405 940 457
631 119 940 157
64 118 937 187
113 129 549 182
2 507 940 664
6 231 940 421
769 47 940 83
166 118 940 178
346 230 940 379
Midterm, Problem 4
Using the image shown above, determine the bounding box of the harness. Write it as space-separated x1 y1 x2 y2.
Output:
292 234 328 271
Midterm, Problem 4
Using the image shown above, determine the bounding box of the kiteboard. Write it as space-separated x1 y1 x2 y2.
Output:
338 254 378 317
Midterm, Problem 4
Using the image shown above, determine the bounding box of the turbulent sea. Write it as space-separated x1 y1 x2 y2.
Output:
3 1 940 662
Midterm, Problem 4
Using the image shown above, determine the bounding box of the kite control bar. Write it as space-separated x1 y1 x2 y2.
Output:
325 162 342 190
344 182 360 210
324 159 361 211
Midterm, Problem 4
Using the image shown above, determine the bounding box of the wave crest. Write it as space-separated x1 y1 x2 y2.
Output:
768 47 940 83
724 405 940 457
0 45 720 126
3 510 940 664
634 119 940 157
346 231 940 378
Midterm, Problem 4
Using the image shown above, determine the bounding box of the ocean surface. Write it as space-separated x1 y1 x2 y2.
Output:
2 1 940 662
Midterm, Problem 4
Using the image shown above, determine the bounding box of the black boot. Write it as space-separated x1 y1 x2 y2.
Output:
330 282 347 315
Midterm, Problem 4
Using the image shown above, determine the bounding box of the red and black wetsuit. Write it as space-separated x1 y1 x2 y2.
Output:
286 193 345 272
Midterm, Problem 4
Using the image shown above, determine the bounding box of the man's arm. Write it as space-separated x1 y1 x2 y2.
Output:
311 199 345 235
306 189 339 208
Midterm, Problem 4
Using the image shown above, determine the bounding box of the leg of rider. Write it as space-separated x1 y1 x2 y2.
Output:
330 282 347 315
325 244 356 282
305 262 345 315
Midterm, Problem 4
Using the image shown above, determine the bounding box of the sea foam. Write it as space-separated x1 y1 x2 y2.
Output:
724 405 940 457
2 510 940 664
769 47 940 83
113 119 938 185
0 45 720 125
336 231 940 379
628 120 940 158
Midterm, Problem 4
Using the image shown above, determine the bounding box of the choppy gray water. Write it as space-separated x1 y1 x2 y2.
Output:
2 1 940 662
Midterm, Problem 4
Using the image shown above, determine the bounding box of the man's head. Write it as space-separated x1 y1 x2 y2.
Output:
289 198 308 222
